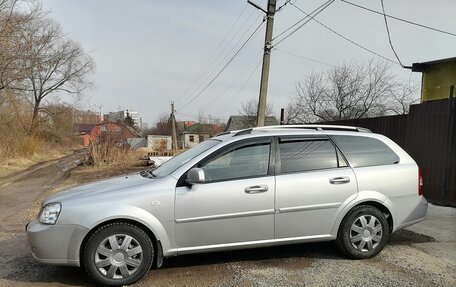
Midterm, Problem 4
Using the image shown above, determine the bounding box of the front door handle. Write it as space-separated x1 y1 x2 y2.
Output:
329 176 350 184
245 185 268 194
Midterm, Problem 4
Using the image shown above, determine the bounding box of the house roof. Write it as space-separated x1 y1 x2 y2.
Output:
125 125 142 137
181 123 219 134
225 116 279 131
74 123 96 133
412 57 456 72
93 122 142 138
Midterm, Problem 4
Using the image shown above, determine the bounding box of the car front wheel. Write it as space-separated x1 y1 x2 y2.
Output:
336 205 390 259
82 222 154 286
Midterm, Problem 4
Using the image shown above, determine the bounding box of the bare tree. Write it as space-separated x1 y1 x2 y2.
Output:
15 17 94 134
0 0 42 95
145 112 171 135
291 59 418 123
0 1 97 159
238 98 275 126
197 108 223 124
1 0 23 94
283 102 306 124
39 102 75 143
385 81 420 115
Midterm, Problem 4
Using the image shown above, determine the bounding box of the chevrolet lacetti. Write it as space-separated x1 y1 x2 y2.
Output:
26 125 427 286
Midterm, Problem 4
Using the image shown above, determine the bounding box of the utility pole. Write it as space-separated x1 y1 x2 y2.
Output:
250 0 277 127
280 107 285 125
170 102 177 151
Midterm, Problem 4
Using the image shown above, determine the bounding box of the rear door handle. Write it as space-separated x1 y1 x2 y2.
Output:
245 185 268 194
329 176 350 184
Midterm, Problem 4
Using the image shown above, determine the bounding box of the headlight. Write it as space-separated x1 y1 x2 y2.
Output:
39 202 61 225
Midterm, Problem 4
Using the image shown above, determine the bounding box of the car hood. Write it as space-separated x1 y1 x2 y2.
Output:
43 173 153 205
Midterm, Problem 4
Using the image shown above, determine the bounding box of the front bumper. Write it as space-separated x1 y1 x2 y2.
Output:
26 219 89 266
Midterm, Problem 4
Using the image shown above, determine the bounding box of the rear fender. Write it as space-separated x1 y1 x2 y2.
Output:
330 190 392 237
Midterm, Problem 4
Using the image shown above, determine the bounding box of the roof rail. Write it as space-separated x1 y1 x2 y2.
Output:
216 125 371 137
253 125 371 133
215 131 231 137
233 128 253 136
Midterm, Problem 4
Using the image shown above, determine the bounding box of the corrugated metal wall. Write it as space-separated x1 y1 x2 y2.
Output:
320 99 455 207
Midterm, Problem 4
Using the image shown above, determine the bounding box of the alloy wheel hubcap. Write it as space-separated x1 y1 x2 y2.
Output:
95 234 143 279
350 215 383 252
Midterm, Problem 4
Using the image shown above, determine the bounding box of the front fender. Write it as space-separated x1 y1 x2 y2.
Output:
61 204 175 258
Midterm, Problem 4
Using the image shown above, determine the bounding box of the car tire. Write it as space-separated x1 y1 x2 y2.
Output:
336 205 390 259
82 222 154 286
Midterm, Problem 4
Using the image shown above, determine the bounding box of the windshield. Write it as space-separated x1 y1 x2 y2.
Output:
146 139 221 178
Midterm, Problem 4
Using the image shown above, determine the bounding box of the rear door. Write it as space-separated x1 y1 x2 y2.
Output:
274 136 358 238
175 137 275 248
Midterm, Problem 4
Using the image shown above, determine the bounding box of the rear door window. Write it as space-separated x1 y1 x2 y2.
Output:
279 140 339 173
331 135 399 167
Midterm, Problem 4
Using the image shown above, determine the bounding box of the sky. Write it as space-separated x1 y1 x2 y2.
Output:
41 0 456 126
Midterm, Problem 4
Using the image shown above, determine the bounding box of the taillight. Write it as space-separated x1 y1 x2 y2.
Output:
418 167 423 196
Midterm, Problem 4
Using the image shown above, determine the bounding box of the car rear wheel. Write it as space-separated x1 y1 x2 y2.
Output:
82 223 154 286
336 205 390 259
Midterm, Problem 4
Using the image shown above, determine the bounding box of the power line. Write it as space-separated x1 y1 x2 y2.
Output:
206 54 263 109
176 3 249 102
179 7 265 106
340 0 456 38
380 0 409 68
274 48 335 67
272 0 334 42
175 112 228 122
177 20 266 110
289 1 399 65
217 57 263 119
273 0 335 47
276 0 292 13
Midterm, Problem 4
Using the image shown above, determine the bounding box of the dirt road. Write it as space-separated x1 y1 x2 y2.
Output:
0 154 455 287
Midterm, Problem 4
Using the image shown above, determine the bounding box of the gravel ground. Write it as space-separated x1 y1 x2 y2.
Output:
0 154 455 287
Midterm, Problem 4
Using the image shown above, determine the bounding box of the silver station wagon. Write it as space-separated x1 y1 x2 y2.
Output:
26 125 428 286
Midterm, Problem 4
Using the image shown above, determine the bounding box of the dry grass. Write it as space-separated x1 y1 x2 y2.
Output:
87 143 144 168
0 94 79 178
86 132 145 168
0 147 75 178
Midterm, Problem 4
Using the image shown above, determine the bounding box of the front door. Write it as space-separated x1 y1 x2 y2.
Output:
175 137 275 249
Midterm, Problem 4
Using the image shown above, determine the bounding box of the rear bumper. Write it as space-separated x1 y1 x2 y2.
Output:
26 219 89 266
393 196 428 232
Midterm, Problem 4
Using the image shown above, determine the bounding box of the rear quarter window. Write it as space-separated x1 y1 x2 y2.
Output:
331 135 399 168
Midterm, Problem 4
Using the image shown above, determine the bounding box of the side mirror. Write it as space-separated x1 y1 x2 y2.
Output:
186 168 206 185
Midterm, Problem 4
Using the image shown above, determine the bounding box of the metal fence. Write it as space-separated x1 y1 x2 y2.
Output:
320 98 456 207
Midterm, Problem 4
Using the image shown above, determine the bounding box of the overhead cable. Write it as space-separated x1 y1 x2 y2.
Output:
177 20 266 110
216 58 263 119
206 53 263 109
276 0 292 13
176 3 249 102
273 0 334 42
380 0 409 68
274 48 335 67
341 0 456 37
289 1 399 65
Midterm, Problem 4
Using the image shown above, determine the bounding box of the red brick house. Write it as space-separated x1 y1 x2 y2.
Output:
74 123 96 146
76 122 140 147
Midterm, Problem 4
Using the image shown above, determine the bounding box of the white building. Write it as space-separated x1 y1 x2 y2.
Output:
105 110 140 127
147 135 172 151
